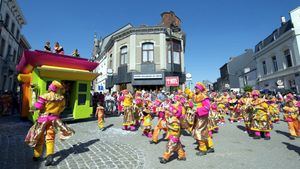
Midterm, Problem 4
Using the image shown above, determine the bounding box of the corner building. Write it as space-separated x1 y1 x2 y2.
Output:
92 11 186 92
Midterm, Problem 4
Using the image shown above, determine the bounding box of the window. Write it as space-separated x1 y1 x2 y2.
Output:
2 75 7 90
167 41 181 64
79 83 87 92
272 56 278 72
9 77 13 90
284 49 292 67
13 50 17 62
0 38 6 57
262 61 267 75
78 94 86 105
16 29 20 40
173 42 181 64
142 43 154 63
7 45 11 58
167 43 172 64
120 46 128 65
11 22 15 35
4 13 10 28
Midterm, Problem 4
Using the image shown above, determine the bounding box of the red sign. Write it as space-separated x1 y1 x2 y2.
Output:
166 76 179 86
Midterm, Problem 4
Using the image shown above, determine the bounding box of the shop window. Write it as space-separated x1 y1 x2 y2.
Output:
78 94 86 105
79 83 87 92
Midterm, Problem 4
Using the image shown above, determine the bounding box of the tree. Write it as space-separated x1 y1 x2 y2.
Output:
244 85 253 92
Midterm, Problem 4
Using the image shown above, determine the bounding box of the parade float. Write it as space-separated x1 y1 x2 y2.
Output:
17 50 99 121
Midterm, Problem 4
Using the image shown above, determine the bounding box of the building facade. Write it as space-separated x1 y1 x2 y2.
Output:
215 49 254 92
256 7 300 93
92 11 186 92
0 0 29 93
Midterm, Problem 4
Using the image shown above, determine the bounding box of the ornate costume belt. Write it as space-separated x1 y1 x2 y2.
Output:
37 114 59 123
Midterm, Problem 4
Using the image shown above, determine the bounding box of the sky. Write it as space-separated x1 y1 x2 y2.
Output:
18 0 300 83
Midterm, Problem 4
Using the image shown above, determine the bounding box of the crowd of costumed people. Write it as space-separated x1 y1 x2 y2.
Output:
24 78 300 166
95 82 300 164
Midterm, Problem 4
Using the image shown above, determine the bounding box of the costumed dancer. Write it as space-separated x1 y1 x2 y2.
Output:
95 103 105 129
185 82 214 156
250 90 272 140
159 104 186 164
268 96 280 123
134 91 144 127
215 93 228 124
208 101 219 135
141 105 153 138
151 99 168 144
121 90 136 131
283 93 300 139
240 92 253 136
25 81 75 166
229 94 242 123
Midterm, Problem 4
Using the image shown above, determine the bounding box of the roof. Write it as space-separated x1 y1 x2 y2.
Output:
97 23 133 58
17 50 99 74
255 20 293 53
37 66 99 81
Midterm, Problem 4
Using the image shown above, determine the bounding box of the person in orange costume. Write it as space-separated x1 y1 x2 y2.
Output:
150 99 169 144
185 82 214 156
25 80 74 166
159 105 186 164
283 93 300 139
95 103 105 129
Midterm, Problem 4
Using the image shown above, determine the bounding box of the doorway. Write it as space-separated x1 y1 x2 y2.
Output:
61 80 76 118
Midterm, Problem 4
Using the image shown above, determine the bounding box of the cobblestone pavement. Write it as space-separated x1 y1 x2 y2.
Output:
0 114 300 169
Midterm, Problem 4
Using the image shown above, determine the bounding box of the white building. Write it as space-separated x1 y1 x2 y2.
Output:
93 51 108 92
256 7 300 93
0 0 29 93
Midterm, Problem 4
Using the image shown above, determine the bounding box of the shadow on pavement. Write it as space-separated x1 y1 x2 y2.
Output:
275 130 294 139
236 125 246 132
52 139 100 166
282 142 300 156
102 124 114 131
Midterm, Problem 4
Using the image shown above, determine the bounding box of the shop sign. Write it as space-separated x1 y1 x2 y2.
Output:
133 74 163 79
166 76 179 86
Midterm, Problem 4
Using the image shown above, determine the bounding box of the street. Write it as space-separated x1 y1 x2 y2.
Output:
0 114 299 169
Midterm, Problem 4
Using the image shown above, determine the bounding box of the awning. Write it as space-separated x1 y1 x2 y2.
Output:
36 66 100 81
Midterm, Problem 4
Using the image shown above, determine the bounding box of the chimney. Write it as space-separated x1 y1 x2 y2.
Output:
281 16 286 25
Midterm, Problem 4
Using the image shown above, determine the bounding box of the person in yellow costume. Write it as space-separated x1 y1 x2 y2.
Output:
283 93 300 139
121 89 136 131
268 96 280 123
250 90 272 140
141 107 153 138
25 80 75 166
159 105 186 164
215 92 228 124
185 82 214 156
240 92 253 136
